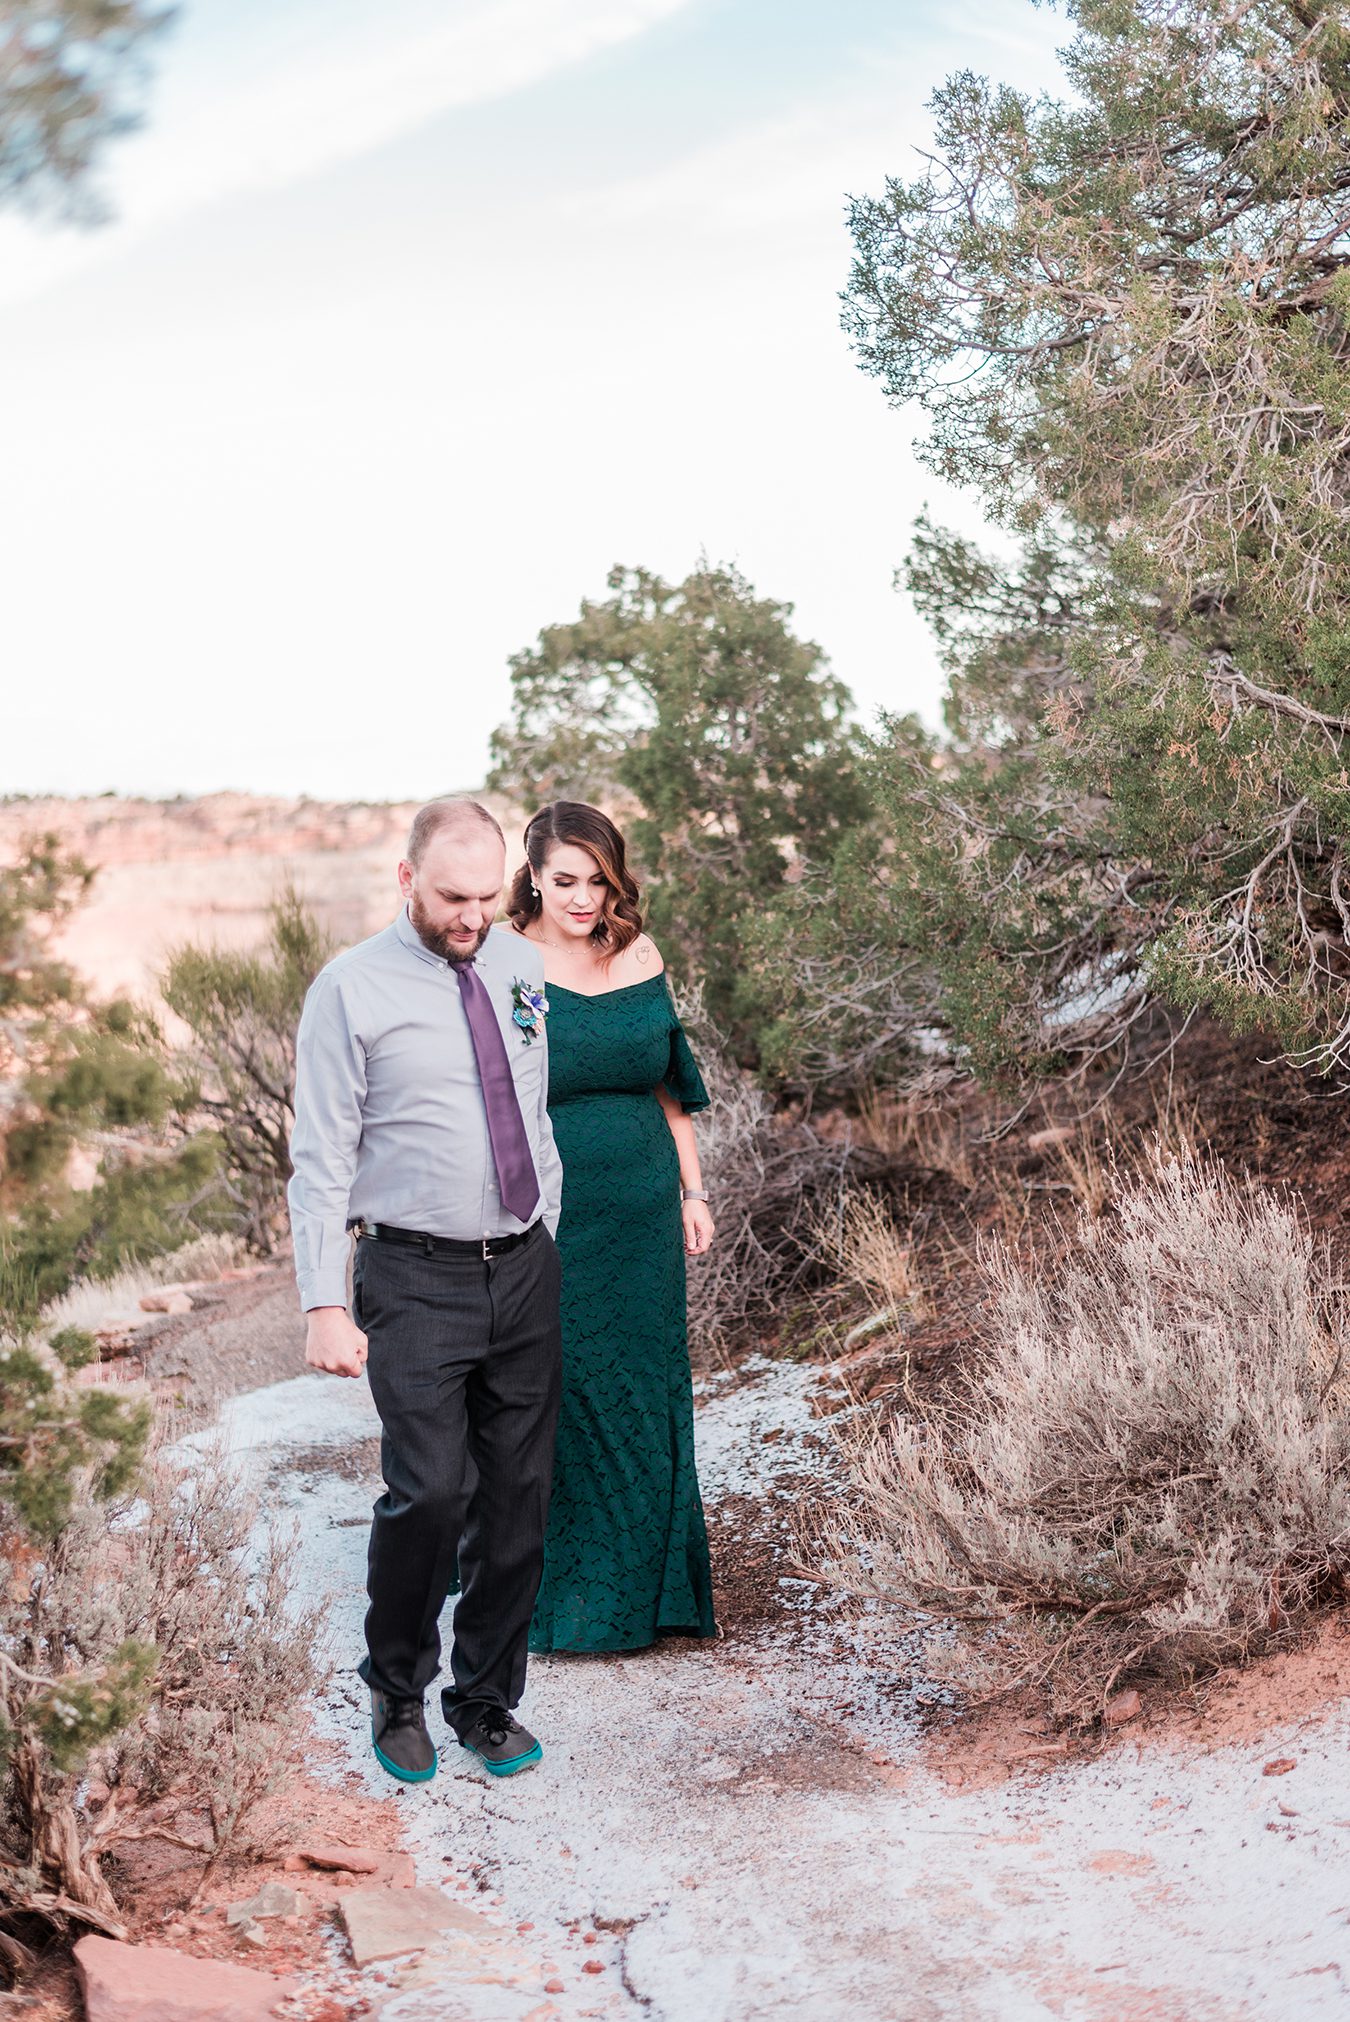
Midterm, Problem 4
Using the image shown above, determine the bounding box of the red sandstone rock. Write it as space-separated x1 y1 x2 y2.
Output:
294 1842 383 1874
74 1934 296 2021
291 1846 415 1906
339 1884 486 1966
139 1289 193 1315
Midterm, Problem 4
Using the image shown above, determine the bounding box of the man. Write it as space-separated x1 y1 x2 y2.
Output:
288 797 563 1783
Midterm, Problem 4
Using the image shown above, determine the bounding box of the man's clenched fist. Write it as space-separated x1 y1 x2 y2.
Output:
305 1306 368 1378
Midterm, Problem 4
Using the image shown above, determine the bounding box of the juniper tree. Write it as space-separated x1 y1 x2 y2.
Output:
0 0 173 220
489 562 870 1053
0 1157 154 1939
839 0 1350 1084
0 839 173 1199
0 838 222 1303
0 859 325 1946
162 887 333 1248
757 525 1121 1094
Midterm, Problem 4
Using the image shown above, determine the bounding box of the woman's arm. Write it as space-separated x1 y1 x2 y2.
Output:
655 1082 715 1256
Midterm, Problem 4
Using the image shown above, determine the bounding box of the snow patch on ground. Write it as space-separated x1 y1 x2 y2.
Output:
225 1357 1350 2021
693 1355 825 1496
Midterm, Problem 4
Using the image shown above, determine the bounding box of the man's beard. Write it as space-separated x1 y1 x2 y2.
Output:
409 891 492 965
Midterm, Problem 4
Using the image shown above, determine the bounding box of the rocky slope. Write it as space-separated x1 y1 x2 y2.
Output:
0 792 523 1004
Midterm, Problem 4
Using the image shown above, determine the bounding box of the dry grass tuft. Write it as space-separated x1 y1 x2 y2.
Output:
1049 1129 1116 1217
1038 1087 1207 1219
857 1090 977 1192
812 1189 931 1327
816 1142 1350 1723
41 1234 247 1337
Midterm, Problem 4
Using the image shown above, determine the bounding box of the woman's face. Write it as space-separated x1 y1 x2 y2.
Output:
536 841 610 943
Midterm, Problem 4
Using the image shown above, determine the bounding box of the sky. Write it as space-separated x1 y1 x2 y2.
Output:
0 0 1067 803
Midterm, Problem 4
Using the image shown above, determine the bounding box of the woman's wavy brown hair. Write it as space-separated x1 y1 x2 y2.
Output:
506 802 643 960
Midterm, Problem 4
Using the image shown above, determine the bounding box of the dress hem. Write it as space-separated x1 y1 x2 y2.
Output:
529 1621 719 1655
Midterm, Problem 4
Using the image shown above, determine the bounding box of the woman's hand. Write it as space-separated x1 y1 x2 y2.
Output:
682 1198 715 1256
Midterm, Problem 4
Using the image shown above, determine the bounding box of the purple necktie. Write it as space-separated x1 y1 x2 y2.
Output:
456 962 540 1224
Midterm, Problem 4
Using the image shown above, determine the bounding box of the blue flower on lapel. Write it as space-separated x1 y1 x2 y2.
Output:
510 977 549 1044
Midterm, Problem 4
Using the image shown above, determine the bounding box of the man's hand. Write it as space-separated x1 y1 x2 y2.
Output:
305 1306 368 1378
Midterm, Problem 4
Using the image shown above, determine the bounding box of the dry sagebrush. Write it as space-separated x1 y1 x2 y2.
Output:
0 1440 326 1944
677 989 886 1364
819 1146 1350 1722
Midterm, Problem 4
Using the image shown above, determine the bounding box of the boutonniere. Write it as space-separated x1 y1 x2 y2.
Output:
510 977 549 1044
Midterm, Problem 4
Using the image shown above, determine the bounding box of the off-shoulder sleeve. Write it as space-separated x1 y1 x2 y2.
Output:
660 979 710 1114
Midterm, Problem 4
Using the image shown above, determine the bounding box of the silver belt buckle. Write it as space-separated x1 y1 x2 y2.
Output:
482 1236 493 1261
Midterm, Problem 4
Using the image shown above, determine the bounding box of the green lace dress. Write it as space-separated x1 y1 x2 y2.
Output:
529 972 718 1653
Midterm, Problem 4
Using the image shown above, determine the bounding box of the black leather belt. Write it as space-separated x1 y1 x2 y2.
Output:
359 1221 541 1261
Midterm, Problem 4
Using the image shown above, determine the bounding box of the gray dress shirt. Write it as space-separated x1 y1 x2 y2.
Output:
287 908 563 1312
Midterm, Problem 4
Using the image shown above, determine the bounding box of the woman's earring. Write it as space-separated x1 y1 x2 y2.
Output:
529 881 539 899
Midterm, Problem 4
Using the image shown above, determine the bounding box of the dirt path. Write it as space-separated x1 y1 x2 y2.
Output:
139 1259 310 1414
192 1352 1350 2022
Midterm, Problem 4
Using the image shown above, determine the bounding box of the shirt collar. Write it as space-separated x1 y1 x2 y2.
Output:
394 903 450 970
393 903 489 974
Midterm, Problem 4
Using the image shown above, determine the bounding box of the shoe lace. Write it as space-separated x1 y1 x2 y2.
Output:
478 1713 518 1747
385 1696 425 1731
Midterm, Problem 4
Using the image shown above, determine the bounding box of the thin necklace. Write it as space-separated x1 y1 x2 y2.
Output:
531 926 603 953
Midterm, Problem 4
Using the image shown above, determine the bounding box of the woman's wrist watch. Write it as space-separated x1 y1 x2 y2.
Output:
681 1187 709 1202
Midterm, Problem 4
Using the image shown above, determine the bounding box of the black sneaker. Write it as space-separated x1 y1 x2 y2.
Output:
370 1689 437 1783
457 1709 543 1777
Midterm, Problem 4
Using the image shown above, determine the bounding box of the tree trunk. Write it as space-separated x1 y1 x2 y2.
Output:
9 1741 125 1935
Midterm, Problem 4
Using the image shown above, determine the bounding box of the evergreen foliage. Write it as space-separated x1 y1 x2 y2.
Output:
835 0 1350 1085
0 837 226 1304
0 1248 154 1939
0 859 329 1945
489 562 871 1051
12 1136 227 1308
0 0 173 220
161 887 333 1247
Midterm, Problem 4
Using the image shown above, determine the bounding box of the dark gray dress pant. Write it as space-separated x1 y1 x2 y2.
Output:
352 1224 562 1737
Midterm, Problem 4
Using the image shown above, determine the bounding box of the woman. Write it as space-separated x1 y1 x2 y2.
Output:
507 800 718 1653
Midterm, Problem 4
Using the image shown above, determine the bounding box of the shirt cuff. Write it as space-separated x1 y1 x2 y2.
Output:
297 1269 351 1313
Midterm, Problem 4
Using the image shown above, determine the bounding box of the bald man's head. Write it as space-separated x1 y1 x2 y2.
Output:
404 797 505 867
398 799 507 964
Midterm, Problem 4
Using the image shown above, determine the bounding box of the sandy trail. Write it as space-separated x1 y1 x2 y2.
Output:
210 1357 1350 2022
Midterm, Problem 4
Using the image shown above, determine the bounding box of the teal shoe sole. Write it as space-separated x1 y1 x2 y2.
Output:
373 1732 437 1784
462 1739 543 1778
